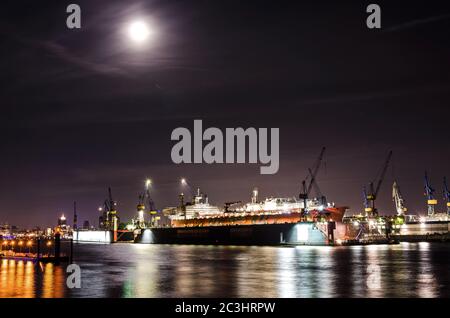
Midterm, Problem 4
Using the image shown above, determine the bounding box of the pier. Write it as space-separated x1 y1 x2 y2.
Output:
0 234 72 264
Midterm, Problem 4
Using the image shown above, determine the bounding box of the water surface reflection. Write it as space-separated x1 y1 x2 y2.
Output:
0 243 448 298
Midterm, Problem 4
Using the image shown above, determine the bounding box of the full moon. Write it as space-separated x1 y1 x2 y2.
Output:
128 21 151 43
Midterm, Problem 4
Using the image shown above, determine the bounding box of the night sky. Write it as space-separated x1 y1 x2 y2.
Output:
1 0 450 228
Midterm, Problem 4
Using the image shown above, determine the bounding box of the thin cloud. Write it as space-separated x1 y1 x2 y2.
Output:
384 14 450 32
39 41 130 77
0 24 130 79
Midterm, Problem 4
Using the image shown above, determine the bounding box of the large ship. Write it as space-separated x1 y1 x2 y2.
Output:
134 187 348 245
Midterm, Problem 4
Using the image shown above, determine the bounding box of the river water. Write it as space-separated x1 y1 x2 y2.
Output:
0 242 449 298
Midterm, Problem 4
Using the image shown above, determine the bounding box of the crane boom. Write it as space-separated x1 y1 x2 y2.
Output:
392 181 406 216
363 186 370 210
136 180 157 228
308 168 327 206
424 172 437 216
364 150 393 217
444 177 450 215
424 172 434 199
104 187 117 212
306 147 326 195
299 147 326 212
99 187 118 231
373 150 393 198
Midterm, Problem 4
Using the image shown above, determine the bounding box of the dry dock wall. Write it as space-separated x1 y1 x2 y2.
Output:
137 223 329 245
393 222 450 242
398 222 449 235
74 230 112 243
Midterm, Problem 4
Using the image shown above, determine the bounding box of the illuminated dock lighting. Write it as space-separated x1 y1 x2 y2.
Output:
46 241 52 247
18 241 23 246
26 241 32 247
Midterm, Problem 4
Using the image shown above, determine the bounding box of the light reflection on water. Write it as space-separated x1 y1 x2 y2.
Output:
274 246 337 298
0 242 448 298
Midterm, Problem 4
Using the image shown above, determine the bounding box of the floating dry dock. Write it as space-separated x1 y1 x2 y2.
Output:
74 185 450 246
137 222 333 245
74 214 449 246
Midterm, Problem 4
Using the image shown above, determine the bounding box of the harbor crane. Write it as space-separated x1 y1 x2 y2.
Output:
308 168 327 206
99 187 119 231
424 172 437 216
299 147 326 212
363 186 370 215
443 177 450 215
392 181 407 216
364 150 393 217
137 193 146 228
137 179 157 228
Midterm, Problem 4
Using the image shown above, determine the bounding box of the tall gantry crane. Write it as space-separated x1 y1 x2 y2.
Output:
364 150 393 217
308 168 327 206
424 172 437 216
392 181 407 216
145 180 156 212
99 187 119 230
363 186 370 215
299 147 326 212
137 179 157 228
137 192 146 228
443 177 450 215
